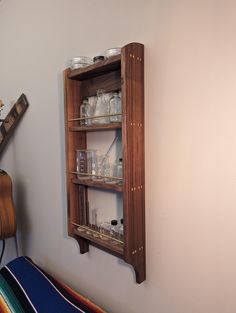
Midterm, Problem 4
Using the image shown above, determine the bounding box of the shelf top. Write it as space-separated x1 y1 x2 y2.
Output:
68 54 121 81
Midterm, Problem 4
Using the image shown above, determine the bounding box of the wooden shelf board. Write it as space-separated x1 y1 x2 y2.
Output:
68 55 121 81
73 228 124 257
69 122 121 132
72 178 123 192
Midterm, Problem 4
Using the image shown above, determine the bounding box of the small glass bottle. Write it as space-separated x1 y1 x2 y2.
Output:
110 220 118 238
116 158 123 178
80 98 88 125
109 92 121 122
118 218 124 240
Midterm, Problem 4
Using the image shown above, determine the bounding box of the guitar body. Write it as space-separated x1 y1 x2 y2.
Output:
0 95 28 241
0 170 16 240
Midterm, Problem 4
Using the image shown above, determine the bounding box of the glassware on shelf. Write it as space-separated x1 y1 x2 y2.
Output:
93 89 110 125
70 56 93 70
80 99 88 125
89 208 97 228
104 92 113 105
102 157 111 182
85 98 95 126
86 229 92 235
77 226 86 233
87 150 97 178
110 219 120 245
111 158 123 185
103 48 121 59
93 55 104 63
99 219 111 240
88 96 97 110
92 152 105 182
109 92 122 122
110 220 118 237
116 158 123 184
104 161 117 184
76 149 97 179
92 153 115 183
98 136 119 184
118 218 124 241
76 149 87 179
76 148 120 183
90 209 100 238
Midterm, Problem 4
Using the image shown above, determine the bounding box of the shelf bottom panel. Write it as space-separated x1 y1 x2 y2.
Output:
72 177 123 192
69 122 121 132
73 226 124 257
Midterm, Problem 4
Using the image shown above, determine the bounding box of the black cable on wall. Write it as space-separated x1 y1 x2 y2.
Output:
0 240 6 265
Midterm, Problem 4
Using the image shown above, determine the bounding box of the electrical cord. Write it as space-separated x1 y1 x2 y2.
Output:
0 240 5 265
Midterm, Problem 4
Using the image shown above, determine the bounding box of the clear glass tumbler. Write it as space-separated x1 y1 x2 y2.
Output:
76 149 97 179
76 150 88 179
87 150 97 178
92 152 104 181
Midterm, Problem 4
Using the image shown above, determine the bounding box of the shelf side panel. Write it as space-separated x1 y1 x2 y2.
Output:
122 43 146 283
64 69 89 254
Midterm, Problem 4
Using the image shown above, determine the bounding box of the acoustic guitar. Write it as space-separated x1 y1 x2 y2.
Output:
0 94 29 240
0 170 16 240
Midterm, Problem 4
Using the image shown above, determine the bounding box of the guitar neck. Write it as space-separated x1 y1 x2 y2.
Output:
0 94 29 158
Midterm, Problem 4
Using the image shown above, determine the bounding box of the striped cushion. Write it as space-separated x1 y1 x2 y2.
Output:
0 257 106 313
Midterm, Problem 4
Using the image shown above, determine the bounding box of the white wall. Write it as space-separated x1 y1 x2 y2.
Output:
1 0 236 312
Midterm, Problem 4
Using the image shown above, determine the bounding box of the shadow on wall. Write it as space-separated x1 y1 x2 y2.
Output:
57 72 67 239
14 178 31 255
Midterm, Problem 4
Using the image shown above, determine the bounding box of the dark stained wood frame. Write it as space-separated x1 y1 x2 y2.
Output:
64 43 145 283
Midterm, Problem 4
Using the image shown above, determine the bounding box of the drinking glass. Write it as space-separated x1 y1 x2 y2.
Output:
76 150 88 179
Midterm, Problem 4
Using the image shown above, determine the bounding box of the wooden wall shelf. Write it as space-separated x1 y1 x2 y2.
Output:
64 42 145 283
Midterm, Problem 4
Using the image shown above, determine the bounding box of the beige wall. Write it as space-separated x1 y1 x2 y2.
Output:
1 0 236 312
